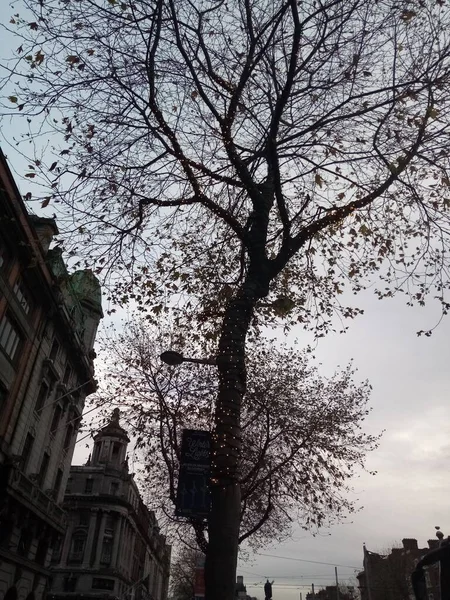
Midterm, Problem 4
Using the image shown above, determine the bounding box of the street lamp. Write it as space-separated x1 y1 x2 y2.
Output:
160 350 217 366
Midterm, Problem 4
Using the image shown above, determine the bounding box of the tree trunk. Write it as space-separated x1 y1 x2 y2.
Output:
204 289 256 600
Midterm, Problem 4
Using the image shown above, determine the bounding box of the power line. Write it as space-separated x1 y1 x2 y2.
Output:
256 553 361 569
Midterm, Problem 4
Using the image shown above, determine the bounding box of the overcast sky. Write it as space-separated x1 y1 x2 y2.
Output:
2 15 450 600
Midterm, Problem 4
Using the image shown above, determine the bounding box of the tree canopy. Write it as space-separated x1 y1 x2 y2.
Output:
3 0 450 338
99 322 378 551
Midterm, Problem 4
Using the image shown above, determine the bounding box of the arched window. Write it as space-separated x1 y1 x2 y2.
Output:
69 533 86 563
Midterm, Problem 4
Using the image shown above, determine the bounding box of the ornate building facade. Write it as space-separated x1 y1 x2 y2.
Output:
0 149 103 600
48 410 171 600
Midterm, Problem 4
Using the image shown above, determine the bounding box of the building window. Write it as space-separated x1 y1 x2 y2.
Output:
35 381 49 413
0 517 13 548
38 452 50 487
110 481 119 496
35 538 48 565
66 476 73 494
63 364 72 385
0 383 7 415
69 535 86 562
92 578 115 590
105 515 115 533
17 528 32 557
21 433 34 471
13 280 31 315
73 537 85 553
49 339 59 361
63 424 74 451
51 536 62 563
100 536 113 564
0 242 10 271
112 442 120 457
63 577 77 592
50 405 62 435
0 314 22 362
84 478 93 493
54 468 63 496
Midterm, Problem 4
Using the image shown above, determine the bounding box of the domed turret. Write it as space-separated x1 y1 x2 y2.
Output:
70 269 103 351
91 409 129 469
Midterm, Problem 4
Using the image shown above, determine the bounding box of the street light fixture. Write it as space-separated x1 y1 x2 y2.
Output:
160 350 217 366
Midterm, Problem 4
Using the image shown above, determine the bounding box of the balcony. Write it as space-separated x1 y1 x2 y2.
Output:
8 468 67 531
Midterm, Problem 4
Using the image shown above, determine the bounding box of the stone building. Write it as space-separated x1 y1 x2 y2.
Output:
0 148 103 600
305 585 357 600
357 538 440 600
48 410 171 600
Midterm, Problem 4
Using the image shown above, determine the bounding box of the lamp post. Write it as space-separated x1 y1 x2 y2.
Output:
160 350 217 367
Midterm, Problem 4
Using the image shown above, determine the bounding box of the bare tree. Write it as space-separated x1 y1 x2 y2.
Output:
99 322 378 551
3 1 450 597
170 545 204 600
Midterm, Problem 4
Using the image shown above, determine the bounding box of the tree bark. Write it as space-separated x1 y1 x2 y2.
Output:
205 288 257 600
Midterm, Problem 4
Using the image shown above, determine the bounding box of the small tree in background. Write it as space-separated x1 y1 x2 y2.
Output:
4 0 450 596
99 321 378 551
170 545 204 600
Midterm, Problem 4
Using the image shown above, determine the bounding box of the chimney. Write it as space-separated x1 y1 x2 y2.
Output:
402 538 418 552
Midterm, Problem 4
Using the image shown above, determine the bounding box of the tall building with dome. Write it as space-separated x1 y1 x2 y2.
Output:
48 410 171 600
0 148 103 600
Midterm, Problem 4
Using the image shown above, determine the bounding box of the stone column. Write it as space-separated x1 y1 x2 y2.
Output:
118 520 127 576
93 511 107 568
82 509 98 568
111 513 123 569
129 526 137 580
125 523 132 578
60 517 74 566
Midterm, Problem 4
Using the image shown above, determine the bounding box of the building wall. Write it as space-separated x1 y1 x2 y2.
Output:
0 148 103 600
358 538 440 600
48 413 171 600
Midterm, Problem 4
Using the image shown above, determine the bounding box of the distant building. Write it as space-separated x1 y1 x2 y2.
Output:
48 410 171 600
357 538 440 600
0 149 103 600
235 575 258 600
306 585 356 600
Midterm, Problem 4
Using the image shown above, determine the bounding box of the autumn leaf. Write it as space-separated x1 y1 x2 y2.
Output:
66 55 80 65
35 50 45 65
359 224 371 236
428 107 440 119
41 197 51 208
49 161 58 171
28 22 38 30
25 173 36 178
401 10 417 23
315 173 324 188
